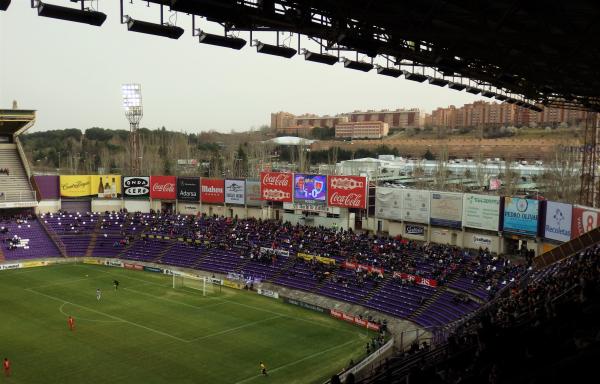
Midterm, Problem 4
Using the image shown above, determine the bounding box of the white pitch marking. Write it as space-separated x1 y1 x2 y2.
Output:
186 315 283 343
59 302 122 323
25 288 187 342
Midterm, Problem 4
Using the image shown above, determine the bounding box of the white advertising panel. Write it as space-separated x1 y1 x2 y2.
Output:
463 194 501 231
402 190 430 224
375 187 402 220
430 192 463 228
225 179 245 205
544 201 572 242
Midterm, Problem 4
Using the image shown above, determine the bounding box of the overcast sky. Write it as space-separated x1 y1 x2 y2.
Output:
0 1 487 133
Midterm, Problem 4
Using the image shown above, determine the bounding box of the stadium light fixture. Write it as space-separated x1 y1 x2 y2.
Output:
302 50 338 65
495 94 508 101
481 90 496 98
428 77 449 87
375 66 402 78
448 82 467 91
198 31 246 50
126 18 184 39
122 84 143 176
342 58 373 72
254 41 297 58
36 2 106 26
0 0 10 11
465 86 482 95
402 71 428 83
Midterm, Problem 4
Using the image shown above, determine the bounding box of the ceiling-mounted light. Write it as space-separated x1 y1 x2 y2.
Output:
448 82 467 91
428 77 449 87
255 41 296 58
402 71 428 82
343 59 373 72
37 2 106 26
465 87 482 95
127 18 184 39
481 90 495 98
198 31 246 50
303 50 338 65
375 66 402 78
495 95 508 101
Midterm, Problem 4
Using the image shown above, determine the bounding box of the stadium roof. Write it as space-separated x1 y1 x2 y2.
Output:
267 136 315 146
0 109 36 136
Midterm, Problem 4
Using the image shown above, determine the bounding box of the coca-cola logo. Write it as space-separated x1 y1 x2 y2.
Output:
329 192 362 207
152 183 175 192
262 173 290 187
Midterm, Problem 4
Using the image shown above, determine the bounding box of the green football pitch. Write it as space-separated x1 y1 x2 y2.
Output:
0 263 371 384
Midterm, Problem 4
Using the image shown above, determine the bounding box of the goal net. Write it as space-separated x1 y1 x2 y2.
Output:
172 274 215 296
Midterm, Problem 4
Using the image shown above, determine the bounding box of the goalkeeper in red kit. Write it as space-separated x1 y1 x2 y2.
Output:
3 358 10 377
68 315 75 331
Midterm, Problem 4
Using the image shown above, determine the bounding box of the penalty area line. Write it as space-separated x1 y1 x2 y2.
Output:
25 288 188 342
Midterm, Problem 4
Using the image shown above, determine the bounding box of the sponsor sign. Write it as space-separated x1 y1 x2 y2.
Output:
245 180 263 206
503 197 539 236
105 259 123 267
201 178 225 203
392 272 438 288
375 187 402 220
430 192 463 228
150 176 176 200
297 252 336 265
544 201 572 242
21 261 47 268
405 224 425 236
83 258 104 265
259 247 290 257
177 177 200 202
329 309 381 332
123 263 143 270
143 266 162 273
179 203 200 215
294 174 327 201
60 175 92 197
123 176 150 198
92 175 121 199
257 289 279 299
0 263 20 270
341 262 384 275
282 297 327 313
463 194 500 231
283 202 339 214
223 279 244 290
327 175 367 209
225 179 245 205
260 172 293 202
571 205 600 238
472 235 493 246
210 278 223 285
402 190 430 224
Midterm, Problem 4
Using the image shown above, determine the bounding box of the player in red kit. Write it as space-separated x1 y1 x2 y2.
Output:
68 316 75 331
3 358 10 377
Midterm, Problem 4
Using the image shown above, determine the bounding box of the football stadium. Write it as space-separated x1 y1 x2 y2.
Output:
1 1 599 384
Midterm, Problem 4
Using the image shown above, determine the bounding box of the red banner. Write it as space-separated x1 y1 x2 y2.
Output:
201 178 225 203
260 172 293 202
366 322 381 331
329 309 380 331
571 206 600 238
123 263 143 271
392 272 438 288
342 262 384 275
330 309 343 319
327 175 367 209
342 261 357 269
150 176 176 200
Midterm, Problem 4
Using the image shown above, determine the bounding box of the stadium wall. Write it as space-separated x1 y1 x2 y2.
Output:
91 198 123 212
430 226 464 246
36 200 60 214
123 200 151 213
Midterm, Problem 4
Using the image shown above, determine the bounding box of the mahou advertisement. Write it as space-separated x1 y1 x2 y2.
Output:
327 175 367 209
260 172 293 202
201 178 225 203
150 176 176 200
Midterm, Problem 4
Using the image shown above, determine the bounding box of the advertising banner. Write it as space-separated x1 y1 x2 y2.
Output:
392 272 438 288
177 177 200 202
472 234 493 247
257 289 279 299
201 178 225 203
571 205 600 238
60 175 92 197
463 194 500 231
0 263 20 270
143 266 162 273
430 192 463 228
105 259 123 268
297 252 336 265
375 187 403 220
150 176 176 200
21 261 47 268
327 175 367 209
245 180 263 206
83 258 104 265
293 174 327 201
341 262 383 275
329 309 381 332
33 175 60 200
123 176 150 198
225 179 245 205
544 201 572 242
259 247 290 257
260 172 293 202
91 175 121 199
123 263 143 270
283 297 327 313
405 224 425 236
503 197 539 236
223 280 244 290
402 190 430 224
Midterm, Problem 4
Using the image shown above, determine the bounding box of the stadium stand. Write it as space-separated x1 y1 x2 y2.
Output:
0 146 36 203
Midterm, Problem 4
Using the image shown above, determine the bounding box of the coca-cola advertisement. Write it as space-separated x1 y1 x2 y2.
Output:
150 176 176 200
177 177 200 202
201 178 225 203
260 172 293 202
327 175 367 209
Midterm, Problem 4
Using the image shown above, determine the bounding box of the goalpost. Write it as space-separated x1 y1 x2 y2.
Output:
172 274 215 296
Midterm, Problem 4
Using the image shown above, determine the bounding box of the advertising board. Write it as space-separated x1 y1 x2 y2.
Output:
402 189 430 224
544 201 572 242
224 179 245 205
463 194 500 231
571 205 600 238
327 175 367 209
260 172 293 202
430 192 463 228
375 187 402 220
503 197 539 236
